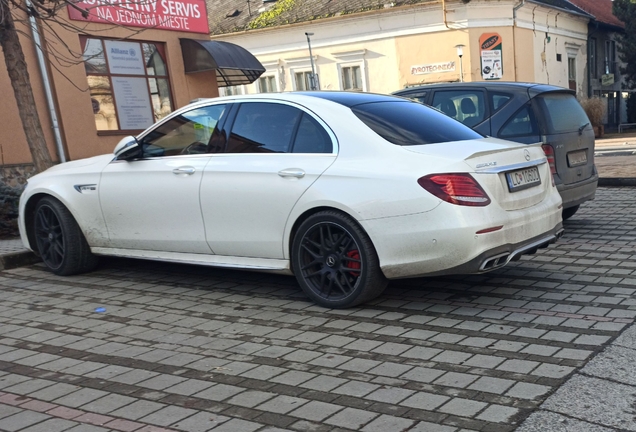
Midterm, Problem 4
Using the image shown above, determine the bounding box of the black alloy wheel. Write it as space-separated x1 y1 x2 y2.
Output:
33 197 98 276
35 202 65 270
292 210 387 308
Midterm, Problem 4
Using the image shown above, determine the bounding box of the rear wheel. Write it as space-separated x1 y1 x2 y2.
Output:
291 211 387 308
562 204 580 220
34 197 98 275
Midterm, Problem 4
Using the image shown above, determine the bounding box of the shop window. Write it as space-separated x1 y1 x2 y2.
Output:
81 37 173 132
341 65 362 91
258 75 277 93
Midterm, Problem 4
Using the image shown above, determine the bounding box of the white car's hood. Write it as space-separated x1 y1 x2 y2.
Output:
34 154 115 178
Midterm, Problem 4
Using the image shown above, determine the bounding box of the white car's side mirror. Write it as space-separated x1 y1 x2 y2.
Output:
113 136 140 159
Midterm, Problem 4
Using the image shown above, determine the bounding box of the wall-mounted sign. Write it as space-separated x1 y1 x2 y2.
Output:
104 40 146 75
112 77 154 130
480 33 503 80
67 0 209 34
411 61 456 75
601 74 615 86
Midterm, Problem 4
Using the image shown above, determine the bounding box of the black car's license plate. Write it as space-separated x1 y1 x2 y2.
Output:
506 166 541 192
567 150 587 167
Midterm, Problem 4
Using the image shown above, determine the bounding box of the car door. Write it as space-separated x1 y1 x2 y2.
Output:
200 100 337 259
99 103 227 253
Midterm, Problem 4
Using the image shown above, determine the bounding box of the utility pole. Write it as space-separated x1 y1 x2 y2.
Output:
305 32 318 90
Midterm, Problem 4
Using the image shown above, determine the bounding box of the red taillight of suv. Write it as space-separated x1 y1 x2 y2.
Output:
418 173 491 206
541 144 557 186
542 144 557 174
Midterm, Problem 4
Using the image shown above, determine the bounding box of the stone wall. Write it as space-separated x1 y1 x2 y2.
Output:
0 164 36 188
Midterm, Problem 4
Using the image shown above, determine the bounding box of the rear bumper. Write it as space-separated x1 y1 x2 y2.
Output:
557 168 598 209
417 224 563 277
361 190 563 279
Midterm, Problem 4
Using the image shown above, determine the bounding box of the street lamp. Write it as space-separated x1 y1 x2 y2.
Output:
455 44 465 82
305 32 318 90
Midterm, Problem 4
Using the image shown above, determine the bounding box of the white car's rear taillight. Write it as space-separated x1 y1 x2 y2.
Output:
418 174 491 207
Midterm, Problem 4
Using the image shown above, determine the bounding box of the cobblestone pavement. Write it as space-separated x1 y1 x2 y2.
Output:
0 187 635 432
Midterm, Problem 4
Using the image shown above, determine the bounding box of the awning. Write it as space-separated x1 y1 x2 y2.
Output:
180 39 265 87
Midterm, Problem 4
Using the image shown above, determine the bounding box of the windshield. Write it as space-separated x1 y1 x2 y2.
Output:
351 101 483 146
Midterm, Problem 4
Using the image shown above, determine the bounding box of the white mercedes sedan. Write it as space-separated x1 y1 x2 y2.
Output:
19 92 563 308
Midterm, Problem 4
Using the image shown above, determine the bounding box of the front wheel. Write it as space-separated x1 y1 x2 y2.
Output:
33 197 98 276
291 211 387 308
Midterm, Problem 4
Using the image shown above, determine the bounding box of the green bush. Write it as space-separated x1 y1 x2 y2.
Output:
0 182 24 239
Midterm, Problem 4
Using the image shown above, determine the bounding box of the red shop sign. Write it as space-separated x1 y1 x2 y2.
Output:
67 0 209 34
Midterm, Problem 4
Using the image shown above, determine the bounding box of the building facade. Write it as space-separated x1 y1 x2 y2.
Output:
209 0 593 100
569 0 627 129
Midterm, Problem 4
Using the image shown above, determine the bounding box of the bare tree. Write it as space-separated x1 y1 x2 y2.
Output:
0 0 153 173
0 0 53 172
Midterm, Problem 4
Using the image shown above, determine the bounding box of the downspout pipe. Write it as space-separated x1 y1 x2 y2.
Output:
26 1 67 163
512 0 526 81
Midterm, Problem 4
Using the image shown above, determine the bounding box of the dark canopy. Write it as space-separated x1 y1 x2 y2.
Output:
180 39 265 87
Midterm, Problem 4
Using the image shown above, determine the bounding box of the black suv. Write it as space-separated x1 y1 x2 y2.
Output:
393 82 597 219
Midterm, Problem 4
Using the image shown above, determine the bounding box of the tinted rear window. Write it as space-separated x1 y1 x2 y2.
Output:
535 93 590 134
351 101 482 145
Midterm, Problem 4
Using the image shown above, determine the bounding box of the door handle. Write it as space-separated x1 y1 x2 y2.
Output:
278 169 305 178
173 166 196 175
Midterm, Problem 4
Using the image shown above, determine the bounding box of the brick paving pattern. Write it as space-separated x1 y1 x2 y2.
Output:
0 187 634 431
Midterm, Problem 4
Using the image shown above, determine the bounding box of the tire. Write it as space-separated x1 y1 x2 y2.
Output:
562 205 580 220
33 196 98 276
291 210 388 308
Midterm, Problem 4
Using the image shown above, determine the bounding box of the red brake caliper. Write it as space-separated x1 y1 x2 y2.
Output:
345 250 361 276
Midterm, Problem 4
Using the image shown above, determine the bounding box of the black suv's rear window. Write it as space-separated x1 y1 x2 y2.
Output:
535 93 590 134
351 101 482 146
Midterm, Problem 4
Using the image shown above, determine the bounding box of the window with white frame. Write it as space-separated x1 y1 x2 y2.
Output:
258 75 277 93
294 71 313 91
332 50 367 92
568 58 576 81
341 65 363 91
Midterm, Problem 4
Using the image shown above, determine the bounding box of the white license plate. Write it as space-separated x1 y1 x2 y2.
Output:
567 150 587 167
506 166 541 192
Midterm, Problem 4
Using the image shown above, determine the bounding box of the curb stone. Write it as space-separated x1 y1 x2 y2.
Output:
598 178 636 187
0 251 40 271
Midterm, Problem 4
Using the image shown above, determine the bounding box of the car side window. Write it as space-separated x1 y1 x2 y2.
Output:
140 105 226 157
291 114 333 153
402 92 427 105
227 102 302 153
498 104 539 138
490 92 513 113
432 91 486 127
